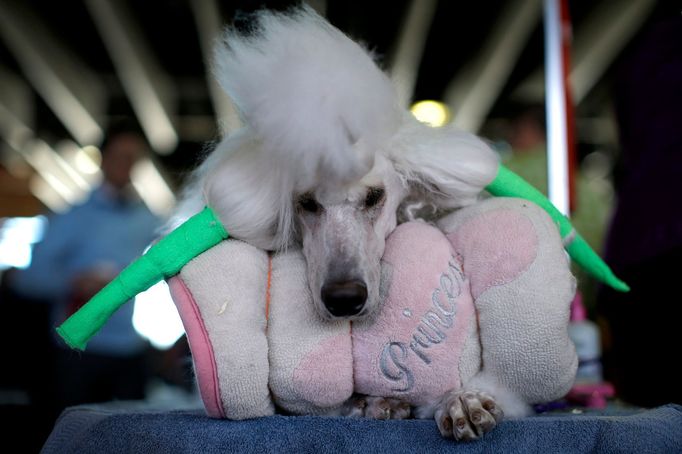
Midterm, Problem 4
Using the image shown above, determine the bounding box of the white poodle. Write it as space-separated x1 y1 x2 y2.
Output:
171 5 530 440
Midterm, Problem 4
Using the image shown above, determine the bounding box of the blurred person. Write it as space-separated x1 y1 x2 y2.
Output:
596 7 682 407
7 121 160 413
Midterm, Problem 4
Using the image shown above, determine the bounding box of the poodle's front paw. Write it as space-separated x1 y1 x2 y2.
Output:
348 396 411 420
435 390 503 441
365 396 411 420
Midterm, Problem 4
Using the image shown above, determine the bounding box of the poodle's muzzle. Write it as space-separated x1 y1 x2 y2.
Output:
321 279 368 317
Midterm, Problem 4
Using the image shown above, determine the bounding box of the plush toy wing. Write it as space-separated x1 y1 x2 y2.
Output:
55 166 627 351
56 207 229 350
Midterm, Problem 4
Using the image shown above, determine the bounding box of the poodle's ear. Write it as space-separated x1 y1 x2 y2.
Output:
202 132 296 251
388 119 499 212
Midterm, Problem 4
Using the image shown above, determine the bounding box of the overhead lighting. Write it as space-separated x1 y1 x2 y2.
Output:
29 175 70 213
25 139 90 204
131 157 176 217
389 0 438 107
410 100 451 127
56 140 103 190
85 0 178 154
75 145 102 175
0 3 105 146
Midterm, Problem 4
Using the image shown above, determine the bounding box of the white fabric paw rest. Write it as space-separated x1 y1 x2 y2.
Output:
168 198 578 419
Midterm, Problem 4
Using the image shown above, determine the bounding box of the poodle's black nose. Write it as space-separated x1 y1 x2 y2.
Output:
321 280 367 317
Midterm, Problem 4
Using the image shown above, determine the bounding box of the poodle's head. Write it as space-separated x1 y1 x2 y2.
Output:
295 155 407 319
176 6 498 321
288 121 498 320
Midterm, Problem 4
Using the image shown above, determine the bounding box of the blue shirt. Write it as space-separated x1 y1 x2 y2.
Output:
13 185 161 356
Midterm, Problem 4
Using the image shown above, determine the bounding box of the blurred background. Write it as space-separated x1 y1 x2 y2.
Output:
0 0 679 450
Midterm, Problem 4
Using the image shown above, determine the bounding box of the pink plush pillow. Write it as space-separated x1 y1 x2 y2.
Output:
169 198 576 419
352 222 477 406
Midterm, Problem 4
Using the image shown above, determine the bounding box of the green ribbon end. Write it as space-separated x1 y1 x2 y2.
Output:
487 165 630 292
56 206 229 350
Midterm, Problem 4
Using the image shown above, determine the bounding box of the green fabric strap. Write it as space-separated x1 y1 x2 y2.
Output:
56 206 229 351
56 166 627 352
486 165 629 292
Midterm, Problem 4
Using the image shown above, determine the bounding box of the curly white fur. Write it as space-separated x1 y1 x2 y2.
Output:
215 7 402 188
170 6 512 438
170 6 498 249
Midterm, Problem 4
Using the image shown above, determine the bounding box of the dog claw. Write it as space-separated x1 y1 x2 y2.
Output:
436 390 503 441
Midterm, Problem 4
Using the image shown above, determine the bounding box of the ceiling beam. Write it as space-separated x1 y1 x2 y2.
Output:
0 79 35 157
445 0 541 132
0 1 104 145
0 103 89 209
189 0 241 134
389 0 438 107
513 0 656 104
0 73 89 200
85 0 178 154
1 140 70 214
0 98 175 216
570 0 655 103
27 172 70 213
130 158 176 218
0 67 34 130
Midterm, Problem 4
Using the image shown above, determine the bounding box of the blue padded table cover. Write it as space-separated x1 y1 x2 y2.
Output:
43 404 682 453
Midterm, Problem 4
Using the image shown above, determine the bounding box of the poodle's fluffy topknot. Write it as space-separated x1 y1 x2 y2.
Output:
169 5 497 252
213 5 402 190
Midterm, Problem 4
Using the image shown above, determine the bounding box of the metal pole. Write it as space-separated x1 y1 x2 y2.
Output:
543 0 570 215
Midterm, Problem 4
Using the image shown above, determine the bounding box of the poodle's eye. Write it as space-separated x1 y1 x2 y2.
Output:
297 193 321 214
365 187 385 208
